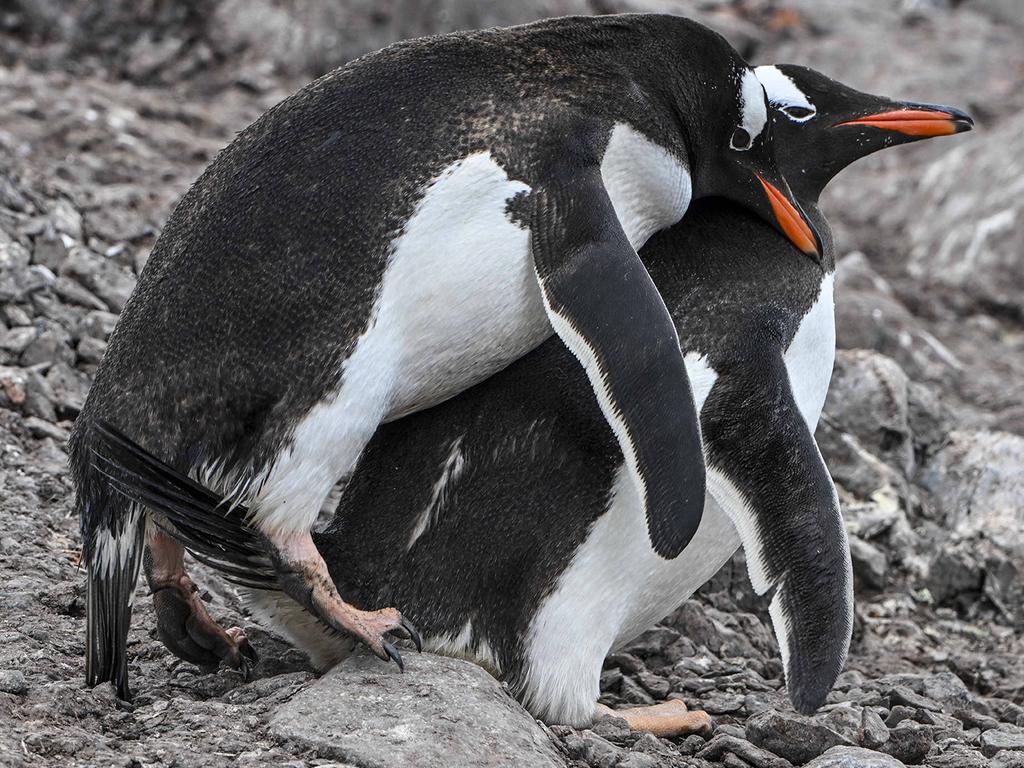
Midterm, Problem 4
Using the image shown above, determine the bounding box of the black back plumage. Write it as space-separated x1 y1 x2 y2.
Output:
71 14 740 489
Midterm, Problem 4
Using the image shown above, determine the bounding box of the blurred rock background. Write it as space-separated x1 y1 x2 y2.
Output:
0 1 1022 766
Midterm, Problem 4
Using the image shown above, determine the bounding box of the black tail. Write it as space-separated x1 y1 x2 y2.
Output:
72 420 149 702
90 421 277 591
84 521 145 700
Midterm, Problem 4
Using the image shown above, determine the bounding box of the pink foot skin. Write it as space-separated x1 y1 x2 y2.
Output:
145 529 258 677
594 699 714 738
267 531 421 670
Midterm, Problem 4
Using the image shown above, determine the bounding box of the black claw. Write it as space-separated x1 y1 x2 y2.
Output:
382 640 404 673
238 656 255 682
402 618 423 653
241 642 259 665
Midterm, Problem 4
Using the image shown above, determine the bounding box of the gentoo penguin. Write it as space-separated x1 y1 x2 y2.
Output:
93 67 971 727
71 15 825 699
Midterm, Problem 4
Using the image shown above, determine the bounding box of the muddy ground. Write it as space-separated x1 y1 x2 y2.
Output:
1 1 1023 766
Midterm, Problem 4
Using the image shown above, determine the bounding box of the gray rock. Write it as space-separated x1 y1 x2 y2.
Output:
993 752 1024 768
862 708 891 750
1 304 33 327
19 320 74 367
618 675 655 706
926 544 983 606
697 734 793 768
925 745 990 768
746 710 854 765
615 754 658 768
44 361 90 416
76 335 107 365
849 536 889 590
815 417 908 501
982 726 1024 758
52 276 108 310
702 691 745 715
989 699 1024 725
871 674 972 715
588 715 629 743
823 350 913 477
902 111 1024 318
636 669 670 700
804 746 907 767
906 382 951 456
881 721 934 764
0 249 55 302
22 369 57 421
269 652 564 768
888 687 942 713
49 199 82 241
716 723 747 739
31 233 68 271
0 326 37 356
1 243 39 302
831 253 959 384
0 670 28 695
76 309 120 341
563 730 624 768
60 245 137 313
920 430 1024 539
22 416 69 442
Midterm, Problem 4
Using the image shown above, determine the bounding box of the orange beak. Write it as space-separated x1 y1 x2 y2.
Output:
833 108 971 137
756 175 819 257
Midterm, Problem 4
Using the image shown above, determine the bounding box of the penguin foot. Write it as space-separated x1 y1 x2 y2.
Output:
149 573 259 679
594 700 714 739
145 530 258 680
268 531 422 670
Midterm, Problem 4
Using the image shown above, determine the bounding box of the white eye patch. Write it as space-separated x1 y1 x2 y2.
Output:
754 65 817 122
735 68 769 149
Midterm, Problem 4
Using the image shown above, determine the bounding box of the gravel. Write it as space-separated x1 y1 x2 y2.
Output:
1 1 1022 767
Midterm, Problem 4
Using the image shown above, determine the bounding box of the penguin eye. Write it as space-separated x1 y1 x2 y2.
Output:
782 106 815 120
730 127 752 150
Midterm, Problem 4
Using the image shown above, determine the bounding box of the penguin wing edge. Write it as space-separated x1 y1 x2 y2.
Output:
528 166 706 559
701 362 854 714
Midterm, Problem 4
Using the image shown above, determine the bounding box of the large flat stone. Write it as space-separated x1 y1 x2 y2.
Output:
804 746 906 767
269 651 565 768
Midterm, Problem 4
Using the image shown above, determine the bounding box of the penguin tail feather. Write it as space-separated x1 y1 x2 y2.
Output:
84 516 145 701
89 421 277 592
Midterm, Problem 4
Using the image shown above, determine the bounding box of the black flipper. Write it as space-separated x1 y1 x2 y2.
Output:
91 421 277 590
700 356 853 714
529 162 705 559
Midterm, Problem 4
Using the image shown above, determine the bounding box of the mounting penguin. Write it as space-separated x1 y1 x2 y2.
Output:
93 66 972 731
70 14 823 700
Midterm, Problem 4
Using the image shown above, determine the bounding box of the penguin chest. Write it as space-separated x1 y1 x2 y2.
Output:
524 354 729 682
374 151 550 417
783 272 836 429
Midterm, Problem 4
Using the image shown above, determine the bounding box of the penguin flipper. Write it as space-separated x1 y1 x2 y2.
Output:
701 358 853 714
528 164 705 558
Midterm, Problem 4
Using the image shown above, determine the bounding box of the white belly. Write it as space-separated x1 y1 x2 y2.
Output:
250 136 690 534
379 125 692 418
378 151 549 418
519 353 724 727
783 271 836 429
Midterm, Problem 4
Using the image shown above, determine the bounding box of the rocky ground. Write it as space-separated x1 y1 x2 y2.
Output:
1 1 1023 766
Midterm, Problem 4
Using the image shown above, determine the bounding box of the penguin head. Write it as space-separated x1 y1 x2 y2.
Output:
692 65 824 262
754 64 974 201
